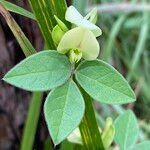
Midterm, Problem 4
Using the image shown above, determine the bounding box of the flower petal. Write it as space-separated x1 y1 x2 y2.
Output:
57 27 86 54
65 6 83 23
57 27 100 60
65 6 102 37
80 29 100 60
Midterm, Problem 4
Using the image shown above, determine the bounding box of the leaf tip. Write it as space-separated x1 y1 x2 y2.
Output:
52 138 61 146
2 75 7 82
130 90 137 102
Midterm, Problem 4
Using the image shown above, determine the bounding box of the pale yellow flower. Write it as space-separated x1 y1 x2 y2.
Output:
57 27 100 62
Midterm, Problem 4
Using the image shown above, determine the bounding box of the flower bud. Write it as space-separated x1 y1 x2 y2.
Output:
54 15 68 32
52 15 69 45
69 49 82 63
102 117 115 149
52 25 65 45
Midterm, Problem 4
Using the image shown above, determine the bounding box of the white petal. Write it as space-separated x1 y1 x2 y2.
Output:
65 6 83 24
80 29 100 60
57 27 85 54
65 6 102 37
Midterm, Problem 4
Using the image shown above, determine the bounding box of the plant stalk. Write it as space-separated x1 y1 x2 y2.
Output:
21 92 43 150
79 88 105 150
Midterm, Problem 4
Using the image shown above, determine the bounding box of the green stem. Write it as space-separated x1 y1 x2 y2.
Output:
21 92 43 150
79 88 105 150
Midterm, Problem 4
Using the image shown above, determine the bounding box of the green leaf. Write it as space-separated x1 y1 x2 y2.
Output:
131 141 150 150
114 110 139 150
0 0 35 20
75 60 136 104
44 80 85 145
3 51 71 91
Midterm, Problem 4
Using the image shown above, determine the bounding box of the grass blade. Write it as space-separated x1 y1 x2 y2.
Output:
127 10 149 81
0 0 35 20
29 0 70 49
0 4 36 56
29 0 55 49
79 88 105 150
49 0 69 26
21 92 43 150
101 14 127 62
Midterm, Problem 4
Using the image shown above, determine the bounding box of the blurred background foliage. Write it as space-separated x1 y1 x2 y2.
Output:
0 0 149 149
73 0 150 146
